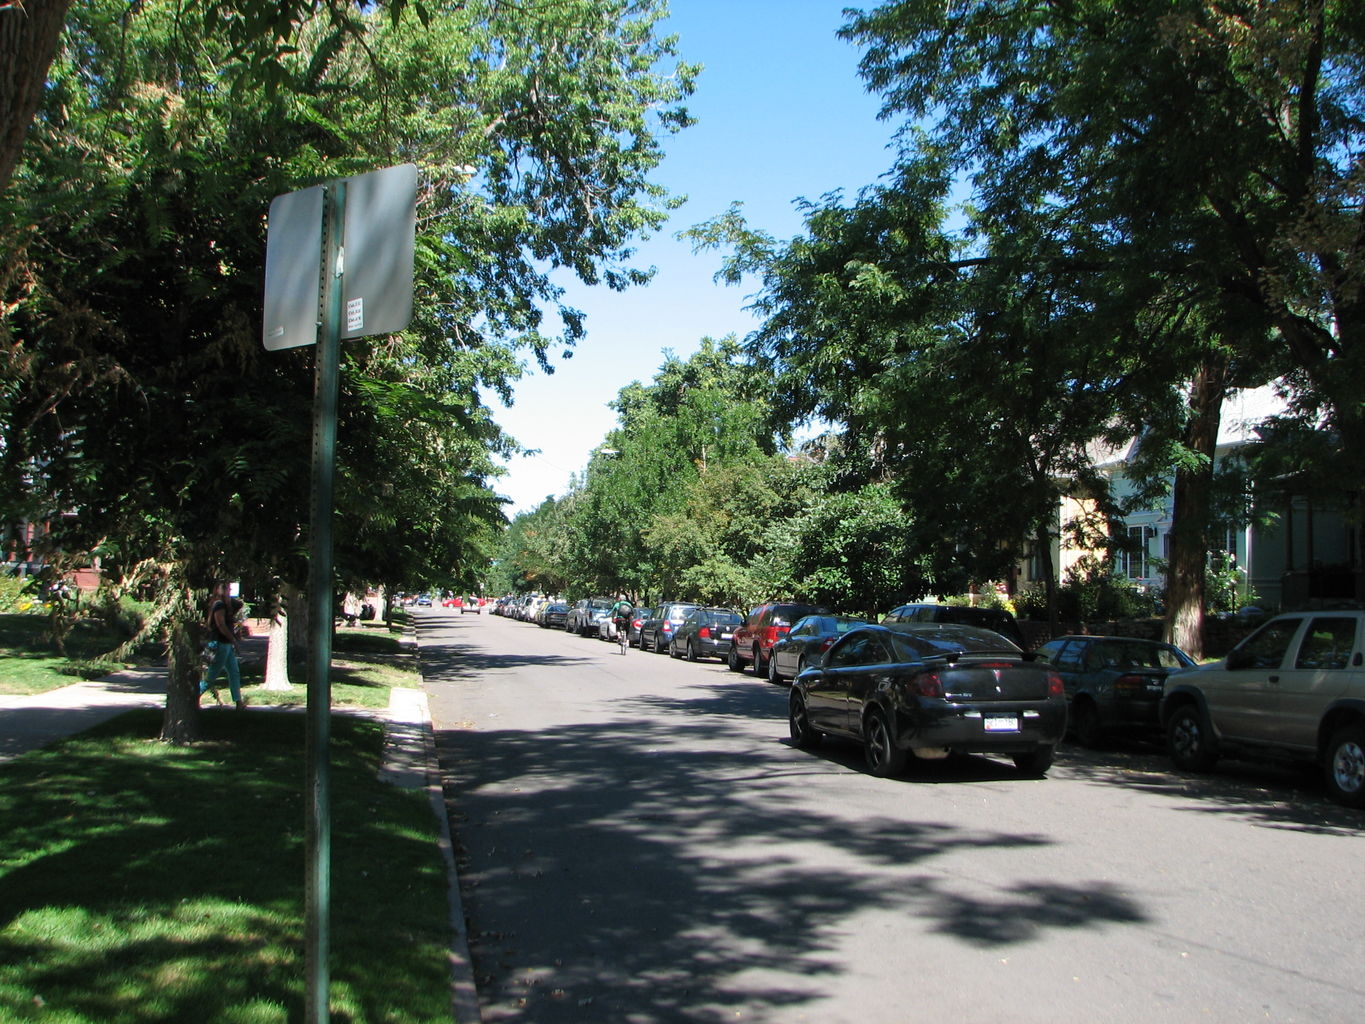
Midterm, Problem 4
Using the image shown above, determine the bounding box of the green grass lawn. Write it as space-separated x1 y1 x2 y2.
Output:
0 710 456 1024
0 614 144 696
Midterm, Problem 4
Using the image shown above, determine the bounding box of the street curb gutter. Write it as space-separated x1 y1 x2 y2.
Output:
384 686 481 1024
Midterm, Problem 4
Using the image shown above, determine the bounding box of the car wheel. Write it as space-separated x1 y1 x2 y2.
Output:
1167 703 1219 772
789 692 822 750
751 644 767 676
654 634 667 654
727 646 743 673
1071 700 1105 749
687 640 699 662
1013 745 1055 777
864 709 907 777
668 638 682 659
768 654 784 685
1324 725 1365 808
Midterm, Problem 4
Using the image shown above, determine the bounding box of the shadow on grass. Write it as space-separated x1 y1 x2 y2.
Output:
0 711 452 1024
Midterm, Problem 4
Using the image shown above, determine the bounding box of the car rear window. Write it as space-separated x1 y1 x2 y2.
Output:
770 604 823 627
707 610 742 624
886 625 1021 659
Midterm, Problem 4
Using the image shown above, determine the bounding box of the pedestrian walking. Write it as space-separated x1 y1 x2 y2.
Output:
200 581 246 710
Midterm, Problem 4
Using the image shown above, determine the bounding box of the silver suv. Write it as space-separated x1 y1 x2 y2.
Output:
1161 610 1365 806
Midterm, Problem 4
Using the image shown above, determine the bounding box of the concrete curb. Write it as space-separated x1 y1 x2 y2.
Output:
381 684 482 1024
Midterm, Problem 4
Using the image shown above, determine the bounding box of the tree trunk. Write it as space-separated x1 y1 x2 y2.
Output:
1035 521 1060 634
0 0 73 193
160 603 202 743
262 588 291 690
286 580 308 664
1163 360 1227 660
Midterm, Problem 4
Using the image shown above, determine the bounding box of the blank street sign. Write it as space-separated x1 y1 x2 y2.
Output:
262 185 325 351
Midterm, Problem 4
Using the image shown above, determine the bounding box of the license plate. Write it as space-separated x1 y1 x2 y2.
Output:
717 632 732 640
984 715 1019 732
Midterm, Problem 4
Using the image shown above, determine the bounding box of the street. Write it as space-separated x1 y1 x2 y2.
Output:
418 609 1365 1024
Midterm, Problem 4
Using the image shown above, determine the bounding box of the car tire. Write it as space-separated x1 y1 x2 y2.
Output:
1324 725 1365 808
864 709 907 777
727 646 743 673
669 639 682 659
789 693 822 750
1167 703 1219 772
654 634 667 654
768 655 784 685
1071 700 1105 749
751 644 767 676
1013 745 1055 777
687 640 699 662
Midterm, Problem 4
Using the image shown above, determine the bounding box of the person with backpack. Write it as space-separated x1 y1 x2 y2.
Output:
199 580 246 710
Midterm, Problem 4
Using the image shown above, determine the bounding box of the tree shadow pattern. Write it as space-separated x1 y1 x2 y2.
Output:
430 651 1151 1023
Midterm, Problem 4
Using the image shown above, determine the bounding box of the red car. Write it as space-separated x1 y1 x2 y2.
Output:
728 602 829 676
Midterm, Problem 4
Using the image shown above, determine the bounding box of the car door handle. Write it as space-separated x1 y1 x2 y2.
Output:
1268 675 1279 684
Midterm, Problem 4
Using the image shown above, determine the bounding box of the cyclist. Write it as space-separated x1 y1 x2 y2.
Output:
608 594 634 653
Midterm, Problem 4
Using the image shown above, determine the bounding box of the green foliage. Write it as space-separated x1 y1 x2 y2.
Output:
1038 557 1161 624
1205 552 1257 615
2 0 695 624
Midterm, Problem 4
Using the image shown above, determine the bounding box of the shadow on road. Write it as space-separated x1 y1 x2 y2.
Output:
1055 740 1364 837
430 658 1151 1022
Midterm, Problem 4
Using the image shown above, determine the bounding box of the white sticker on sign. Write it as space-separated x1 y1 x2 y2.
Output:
346 297 364 333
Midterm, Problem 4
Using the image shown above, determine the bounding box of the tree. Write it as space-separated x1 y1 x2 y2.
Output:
841 0 1365 653
2 0 696 739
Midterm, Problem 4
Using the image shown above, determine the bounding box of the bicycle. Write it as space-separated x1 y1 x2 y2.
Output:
615 616 630 655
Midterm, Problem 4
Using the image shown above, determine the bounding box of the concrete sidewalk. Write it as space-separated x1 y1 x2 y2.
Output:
0 633 269 764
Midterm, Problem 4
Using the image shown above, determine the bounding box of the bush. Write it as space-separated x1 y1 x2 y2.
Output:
0 572 34 613
1018 558 1160 622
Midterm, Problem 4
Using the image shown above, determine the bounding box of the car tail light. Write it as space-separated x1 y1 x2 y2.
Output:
913 672 944 698
699 627 711 639
817 637 835 653
663 622 674 634
1114 674 1145 696
1047 672 1064 697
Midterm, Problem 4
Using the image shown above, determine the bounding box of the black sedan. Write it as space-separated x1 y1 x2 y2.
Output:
668 607 743 661
767 614 870 684
788 623 1067 778
1032 634 1195 747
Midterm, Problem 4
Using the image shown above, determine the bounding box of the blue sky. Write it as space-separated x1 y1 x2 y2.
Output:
490 1 899 514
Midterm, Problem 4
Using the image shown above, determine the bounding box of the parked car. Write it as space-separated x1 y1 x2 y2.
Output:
1033 635 1195 746
627 607 657 648
1161 610 1365 807
441 595 459 608
767 614 871 684
881 603 1027 648
567 597 612 635
668 607 744 661
415 594 433 607
789 623 1067 777
640 602 702 653
539 602 569 629
729 602 830 675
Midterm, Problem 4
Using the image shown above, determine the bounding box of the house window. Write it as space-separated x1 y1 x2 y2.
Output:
1122 525 1151 580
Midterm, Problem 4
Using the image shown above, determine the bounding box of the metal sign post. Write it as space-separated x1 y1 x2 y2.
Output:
263 164 416 1024
304 178 345 1024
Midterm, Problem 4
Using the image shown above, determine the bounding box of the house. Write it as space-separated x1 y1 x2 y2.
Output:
1038 386 1362 612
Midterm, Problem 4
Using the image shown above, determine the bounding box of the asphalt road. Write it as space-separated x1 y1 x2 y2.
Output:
417 609 1365 1024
